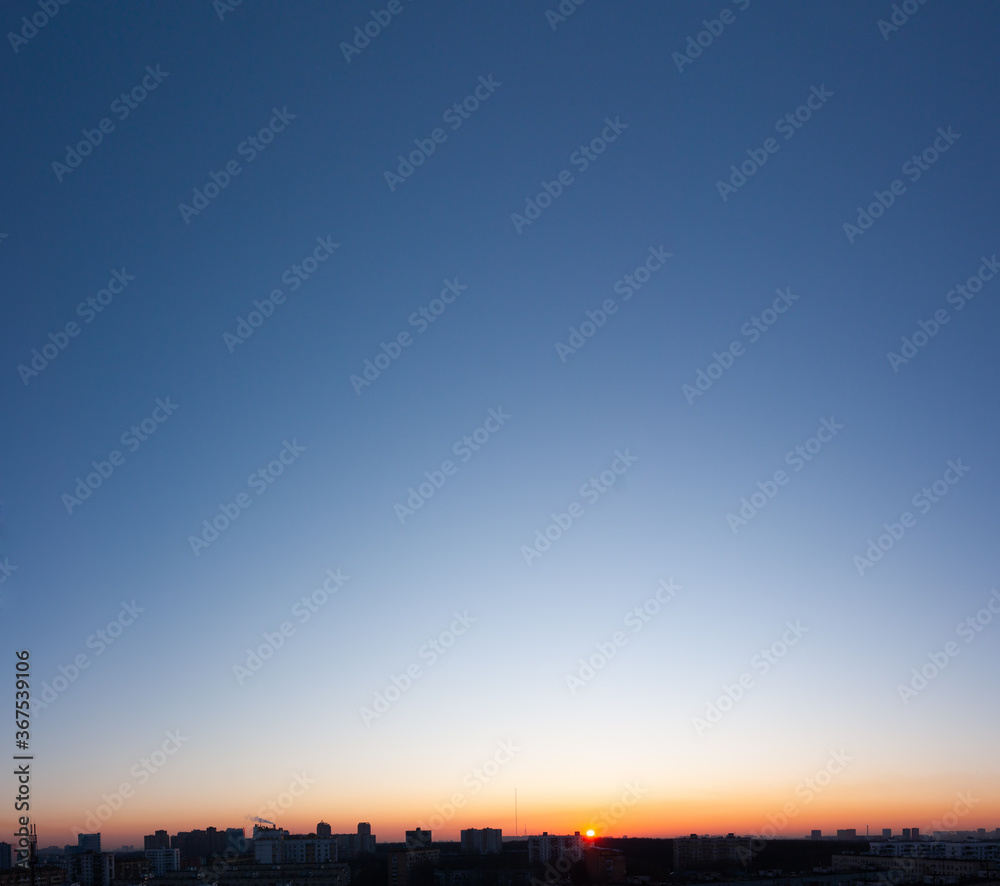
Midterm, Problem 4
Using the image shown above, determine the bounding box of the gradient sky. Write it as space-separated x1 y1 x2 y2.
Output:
3 0 999 848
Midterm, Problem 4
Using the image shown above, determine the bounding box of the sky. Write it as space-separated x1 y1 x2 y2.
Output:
2 0 999 848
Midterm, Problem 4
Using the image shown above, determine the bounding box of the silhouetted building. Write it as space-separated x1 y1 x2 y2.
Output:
77 836 101 855
115 857 152 882
66 852 113 886
144 832 170 852
833 853 994 879
882 829 891 839
460 829 502 855
406 830 433 850
811 831 822 840
0 845 10 870
334 824 376 858
389 850 439 886
317 823 332 839
147 863 349 886
672 835 751 869
836 829 857 839
584 848 625 884
170 828 245 864
0 865 67 886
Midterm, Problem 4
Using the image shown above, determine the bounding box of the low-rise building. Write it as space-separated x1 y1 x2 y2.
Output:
871 841 1000 860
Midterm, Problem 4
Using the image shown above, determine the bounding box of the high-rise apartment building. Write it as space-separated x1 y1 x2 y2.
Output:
332 823 376 858
66 852 113 886
672 835 751 869
406 829 432 850
144 849 180 876
252 825 336 864
460 829 502 855
528 832 583 864
77 836 101 854
144 832 170 851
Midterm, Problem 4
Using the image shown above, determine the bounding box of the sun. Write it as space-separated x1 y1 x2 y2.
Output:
586 829 595 837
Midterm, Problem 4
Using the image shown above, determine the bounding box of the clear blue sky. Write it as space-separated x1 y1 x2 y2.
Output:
3 0 999 845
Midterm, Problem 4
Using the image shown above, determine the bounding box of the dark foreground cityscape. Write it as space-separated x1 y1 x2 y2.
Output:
4 822 1000 886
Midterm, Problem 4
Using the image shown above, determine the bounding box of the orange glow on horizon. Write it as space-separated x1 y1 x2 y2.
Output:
22 778 1000 846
